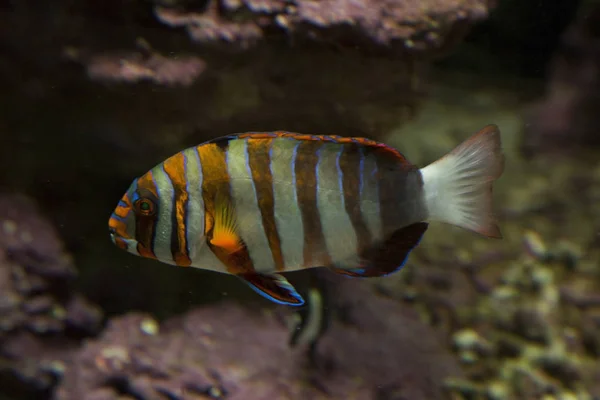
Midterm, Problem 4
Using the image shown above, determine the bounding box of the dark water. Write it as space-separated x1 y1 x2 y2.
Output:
1 1 599 399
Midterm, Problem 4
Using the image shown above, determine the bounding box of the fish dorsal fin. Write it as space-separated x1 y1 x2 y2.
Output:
331 222 429 277
240 273 305 306
224 131 411 165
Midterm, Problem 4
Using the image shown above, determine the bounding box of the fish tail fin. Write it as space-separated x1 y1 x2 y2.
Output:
419 125 504 238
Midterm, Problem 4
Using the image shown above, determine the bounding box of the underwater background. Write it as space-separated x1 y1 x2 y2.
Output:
1 0 600 399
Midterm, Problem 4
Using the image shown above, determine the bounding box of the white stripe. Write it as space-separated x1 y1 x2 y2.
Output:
227 139 275 273
361 153 382 242
316 144 357 266
271 138 305 271
151 165 176 264
182 147 206 265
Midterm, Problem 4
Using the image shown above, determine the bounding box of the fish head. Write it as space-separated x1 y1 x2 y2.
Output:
108 171 160 258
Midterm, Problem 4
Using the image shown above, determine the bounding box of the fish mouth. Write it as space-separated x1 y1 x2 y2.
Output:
108 213 132 250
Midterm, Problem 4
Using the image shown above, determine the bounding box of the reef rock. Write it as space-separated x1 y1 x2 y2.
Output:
0 193 104 398
55 275 462 400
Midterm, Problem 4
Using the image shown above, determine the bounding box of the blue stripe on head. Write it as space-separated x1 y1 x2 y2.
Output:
111 214 127 223
131 180 140 203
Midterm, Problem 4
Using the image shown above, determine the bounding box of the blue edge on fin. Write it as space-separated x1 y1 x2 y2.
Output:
345 234 424 277
243 278 306 307
346 255 408 277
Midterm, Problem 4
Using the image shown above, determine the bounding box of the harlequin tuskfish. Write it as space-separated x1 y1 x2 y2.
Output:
109 126 504 306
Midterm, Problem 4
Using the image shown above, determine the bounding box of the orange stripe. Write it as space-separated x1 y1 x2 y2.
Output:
247 138 285 271
134 171 158 259
114 205 129 219
295 140 331 267
162 152 192 267
197 140 255 275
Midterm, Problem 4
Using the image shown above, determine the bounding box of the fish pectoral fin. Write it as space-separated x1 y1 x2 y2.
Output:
209 191 243 254
331 222 429 277
239 273 305 306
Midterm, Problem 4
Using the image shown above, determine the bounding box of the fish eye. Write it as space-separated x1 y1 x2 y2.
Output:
134 198 156 216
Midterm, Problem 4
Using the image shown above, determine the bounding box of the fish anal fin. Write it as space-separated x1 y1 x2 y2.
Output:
240 273 305 306
331 222 429 277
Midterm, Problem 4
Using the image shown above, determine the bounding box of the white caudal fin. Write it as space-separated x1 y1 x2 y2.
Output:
420 125 504 238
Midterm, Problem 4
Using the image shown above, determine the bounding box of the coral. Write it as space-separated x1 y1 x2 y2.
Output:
55 274 462 400
0 193 104 398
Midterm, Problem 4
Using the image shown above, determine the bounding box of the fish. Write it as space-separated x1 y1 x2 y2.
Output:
288 272 330 354
108 125 504 306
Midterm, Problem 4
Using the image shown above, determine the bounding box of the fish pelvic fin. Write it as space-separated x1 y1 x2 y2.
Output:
240 272 305 306
420 124 504 238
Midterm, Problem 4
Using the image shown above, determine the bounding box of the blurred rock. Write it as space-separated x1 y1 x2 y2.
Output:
55 275 462 400
522 2 600 157
154 0 492 51
69 46 207 87
0 193 104 398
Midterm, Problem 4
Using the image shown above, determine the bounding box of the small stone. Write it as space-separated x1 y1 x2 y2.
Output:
0 292 21 312
51 305 67 320
523 230 549 261
554 240 582 269
459 349 478 364
2 219 17 235
27 315 64 334
20 230 34 244
558 392 578 400
454 329 480 349
487 381 508 400
42 360 66 377
22 295 54 314
140 317 159 336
